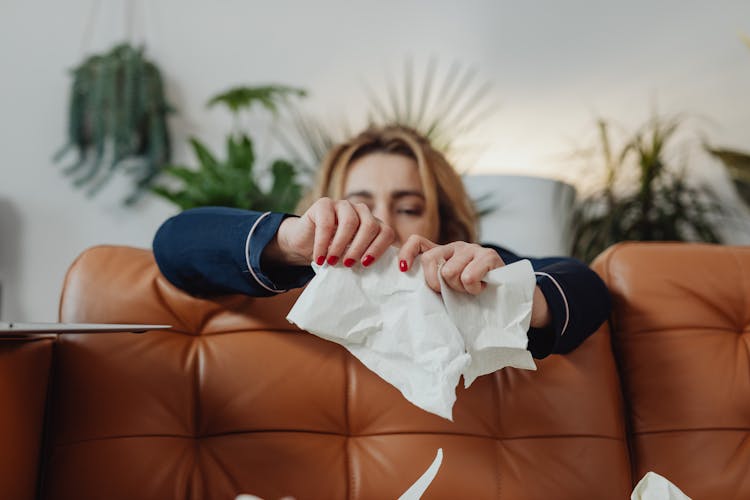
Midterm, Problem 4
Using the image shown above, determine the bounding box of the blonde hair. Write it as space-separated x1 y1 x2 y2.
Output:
298 125 478 244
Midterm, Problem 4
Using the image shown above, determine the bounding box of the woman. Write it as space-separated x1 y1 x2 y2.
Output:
153 125 610 359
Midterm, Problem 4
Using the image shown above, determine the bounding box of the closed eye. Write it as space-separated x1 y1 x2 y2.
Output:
396 208 423 216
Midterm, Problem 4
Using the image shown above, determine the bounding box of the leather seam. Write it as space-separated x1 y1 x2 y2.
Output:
51 431 626 448
344 351 353 500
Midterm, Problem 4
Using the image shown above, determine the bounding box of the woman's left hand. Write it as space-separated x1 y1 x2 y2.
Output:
397 235 552 328
397 235 505 295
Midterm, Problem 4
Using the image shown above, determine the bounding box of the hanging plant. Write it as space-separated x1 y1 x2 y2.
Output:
54 42 172 204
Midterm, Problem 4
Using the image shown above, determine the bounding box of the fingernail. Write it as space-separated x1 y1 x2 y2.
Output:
344 258 355 267
399 260 408 272
362 255 375 267
316 255 326 266
327 256 339 266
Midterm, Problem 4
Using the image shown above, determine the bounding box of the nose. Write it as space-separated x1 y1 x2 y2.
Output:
371 205 391 228
371 206 400 245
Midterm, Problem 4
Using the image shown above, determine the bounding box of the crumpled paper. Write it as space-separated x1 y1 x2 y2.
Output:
398 448 443 500
235 447 443 500
631 472 691 500
286 247 536 420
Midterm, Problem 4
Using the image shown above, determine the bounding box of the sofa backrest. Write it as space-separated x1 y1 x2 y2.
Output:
592 242 750 500
46 245 631 499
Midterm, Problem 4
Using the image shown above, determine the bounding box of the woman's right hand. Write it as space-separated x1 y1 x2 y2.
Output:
266 198 396 268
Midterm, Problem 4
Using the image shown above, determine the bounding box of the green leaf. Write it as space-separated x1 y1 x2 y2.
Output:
226 134 255 173
207 85 306 115
187 138 215 168
161 165 199 184
269 159 302 212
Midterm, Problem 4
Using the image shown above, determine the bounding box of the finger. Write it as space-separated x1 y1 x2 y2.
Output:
421 255 442 293
439 245 475 293
342 203 381 266
309 199 337 265
325 201 359 265
419 244 456 293
460 248 505 295
361 223 396 265
397 234 438 272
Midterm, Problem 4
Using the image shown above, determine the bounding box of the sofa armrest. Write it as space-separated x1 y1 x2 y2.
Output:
0 337 54 499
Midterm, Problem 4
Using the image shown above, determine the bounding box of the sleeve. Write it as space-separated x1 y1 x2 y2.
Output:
152 206 314 297
484 244 612 359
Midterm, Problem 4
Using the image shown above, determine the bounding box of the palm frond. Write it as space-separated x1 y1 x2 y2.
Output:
367 58 496 156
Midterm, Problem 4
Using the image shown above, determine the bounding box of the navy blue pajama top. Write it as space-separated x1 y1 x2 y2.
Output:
152 206 611 359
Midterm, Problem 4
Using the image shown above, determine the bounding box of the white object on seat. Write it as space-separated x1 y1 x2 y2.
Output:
398 448 443 500
631 472 691 500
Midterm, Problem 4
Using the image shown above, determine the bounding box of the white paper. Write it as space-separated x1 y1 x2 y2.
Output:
287 247 536 419
398 448 443 500
234 449 442 500
439 258 536 387
631 472 691 500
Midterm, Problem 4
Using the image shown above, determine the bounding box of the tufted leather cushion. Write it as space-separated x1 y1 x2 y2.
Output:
593 242 750 500
48 245 631 499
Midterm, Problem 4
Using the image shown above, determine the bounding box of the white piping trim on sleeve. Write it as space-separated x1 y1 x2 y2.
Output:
534 271 569 336
244 211 287 294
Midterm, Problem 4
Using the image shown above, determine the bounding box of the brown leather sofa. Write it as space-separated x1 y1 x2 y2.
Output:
1 242 748 499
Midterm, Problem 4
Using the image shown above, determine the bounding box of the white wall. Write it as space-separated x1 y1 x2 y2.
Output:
1 0 749 321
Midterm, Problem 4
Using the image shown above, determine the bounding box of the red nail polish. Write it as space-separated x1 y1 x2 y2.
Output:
316 255 325 266
327 255 339 266
362 255 375 267
399 260 408 272
344 258 355 267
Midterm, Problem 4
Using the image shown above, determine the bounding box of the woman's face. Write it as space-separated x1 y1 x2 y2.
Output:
343 152 439 245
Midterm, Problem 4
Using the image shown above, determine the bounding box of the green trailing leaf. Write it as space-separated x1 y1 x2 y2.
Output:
54 42 173 204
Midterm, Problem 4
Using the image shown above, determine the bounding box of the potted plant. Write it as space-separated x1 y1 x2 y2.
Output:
571 115 723 263
151 85 306 213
